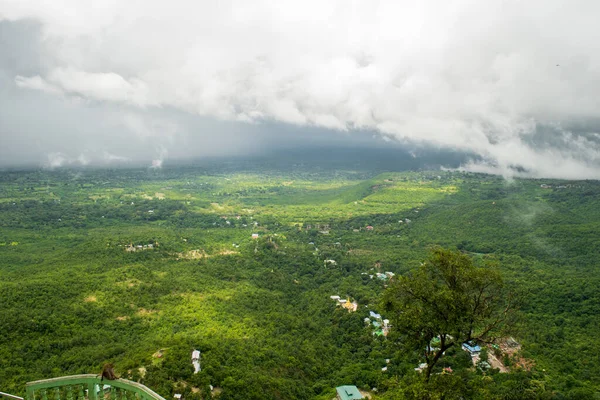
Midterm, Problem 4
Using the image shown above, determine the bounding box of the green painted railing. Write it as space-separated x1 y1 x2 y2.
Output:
25 375 165 400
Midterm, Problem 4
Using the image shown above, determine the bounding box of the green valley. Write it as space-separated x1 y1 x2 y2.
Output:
1 157 599 399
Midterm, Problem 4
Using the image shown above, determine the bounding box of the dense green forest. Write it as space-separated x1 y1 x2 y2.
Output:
1 157 599 399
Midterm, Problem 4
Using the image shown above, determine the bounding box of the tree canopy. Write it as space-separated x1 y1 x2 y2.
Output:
382 248 517 381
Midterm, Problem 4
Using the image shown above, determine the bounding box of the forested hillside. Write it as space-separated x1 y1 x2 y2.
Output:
1 158 599 399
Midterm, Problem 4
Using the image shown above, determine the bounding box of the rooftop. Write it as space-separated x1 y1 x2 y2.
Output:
336 385 363 400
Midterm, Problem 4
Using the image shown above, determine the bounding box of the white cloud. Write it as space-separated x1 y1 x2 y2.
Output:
3 0 600 177
17 68 153 106
46 152 68 168
76 153 90 165
102 151 130 163
15 75 63 95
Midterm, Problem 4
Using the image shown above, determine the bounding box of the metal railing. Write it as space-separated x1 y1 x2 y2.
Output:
25 375 165 400
0 391 24 400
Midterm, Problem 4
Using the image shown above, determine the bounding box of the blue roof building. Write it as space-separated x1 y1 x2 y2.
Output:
462 343 481 353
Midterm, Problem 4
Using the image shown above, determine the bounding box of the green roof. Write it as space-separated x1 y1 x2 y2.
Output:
336 385 363 400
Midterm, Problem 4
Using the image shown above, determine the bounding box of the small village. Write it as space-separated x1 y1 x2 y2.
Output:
124 242 157 252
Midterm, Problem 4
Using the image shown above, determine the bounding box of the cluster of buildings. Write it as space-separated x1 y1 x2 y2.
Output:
124 243 155 252
372 271 394 281
330 295 358 312
365 311 390 336
540 183 576 189
305 223 330 231
415 339 514 374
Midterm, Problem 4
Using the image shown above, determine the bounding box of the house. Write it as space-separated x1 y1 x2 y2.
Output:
376 273 387 281
93 384 113 395
415 363 427 372
251 233 259 239
192 349 201 374
462 343 481 354
324 259 337 266
382 319 390 335
366 226 374 231
478 361 491 370
173 394 182 399
385 272 395 278
369 311 382 320
336 385 363 400
330 295 341 300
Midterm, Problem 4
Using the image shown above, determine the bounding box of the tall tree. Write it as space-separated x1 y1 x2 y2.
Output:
382 248 517 382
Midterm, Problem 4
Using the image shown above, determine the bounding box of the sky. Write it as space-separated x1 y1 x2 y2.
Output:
1 0 600 178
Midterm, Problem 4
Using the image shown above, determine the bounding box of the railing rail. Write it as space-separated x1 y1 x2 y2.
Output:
26 375 165 400
0 391 24 400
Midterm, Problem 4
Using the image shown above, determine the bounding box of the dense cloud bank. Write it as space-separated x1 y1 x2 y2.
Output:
1 1 600 178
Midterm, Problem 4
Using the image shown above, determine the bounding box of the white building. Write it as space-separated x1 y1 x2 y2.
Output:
192 349 201 374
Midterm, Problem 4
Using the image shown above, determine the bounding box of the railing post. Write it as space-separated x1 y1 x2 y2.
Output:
26 386 35 400
87 383 96 400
